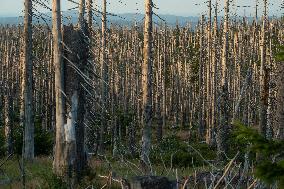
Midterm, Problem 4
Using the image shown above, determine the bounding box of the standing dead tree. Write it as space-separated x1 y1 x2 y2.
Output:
52 0 89 180
99 0 108 154
259 0 269 137
216 0 230 159
141 0 154 174
21 0 34 160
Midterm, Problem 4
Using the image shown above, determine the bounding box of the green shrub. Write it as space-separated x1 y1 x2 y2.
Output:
34 117 54 156
0 128 6 157
10 116 54 156
276 45 284 61
232 121 284 187
39 172 67 189
150 136 216 168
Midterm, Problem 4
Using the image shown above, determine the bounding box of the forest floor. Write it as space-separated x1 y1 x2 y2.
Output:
0 128 239 189
0 155 213 189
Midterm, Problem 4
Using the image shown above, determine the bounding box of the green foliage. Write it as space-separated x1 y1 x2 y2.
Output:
150 136 216 168
232 121 284 186
39 172 67 189
255 160 284 186
276 45 284 61
0 128 6 157
1 116 54 156
34 118 54 156
187 43 200 84
116 108 134 131
233 121 284 156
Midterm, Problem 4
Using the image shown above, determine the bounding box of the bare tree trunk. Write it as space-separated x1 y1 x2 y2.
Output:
4 83 13 155
162 27 167 135
52 0 66 176
207 1 218 146
198 15 205 138
217 0 230 159
86 0 93 30
3 40 13 155
22 0 34 159
206 0 213 145
75 0 88 179
255 0 259 21
259 0 268 137
78 0 86 29
276 59 284 140
141 0 153 174
99 0 108 154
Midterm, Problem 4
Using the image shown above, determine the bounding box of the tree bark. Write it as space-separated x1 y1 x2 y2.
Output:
22 0 34 159
141 0 153 174
99 0 108 154
217 0 230 159
259 0 268 137
52 0 66 176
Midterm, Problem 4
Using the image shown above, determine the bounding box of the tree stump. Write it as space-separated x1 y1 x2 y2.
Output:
128 176 173 189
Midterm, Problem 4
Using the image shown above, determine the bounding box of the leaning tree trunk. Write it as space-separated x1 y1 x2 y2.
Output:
22 0 34 159
141 0 153 174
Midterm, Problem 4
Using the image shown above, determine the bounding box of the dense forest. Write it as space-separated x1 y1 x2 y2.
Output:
0 0 284 188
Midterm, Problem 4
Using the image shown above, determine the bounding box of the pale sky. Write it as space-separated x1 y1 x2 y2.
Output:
0 0 282 17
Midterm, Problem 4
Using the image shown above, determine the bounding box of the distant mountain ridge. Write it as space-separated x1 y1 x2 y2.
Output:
0 11 199 27
0 11 264 27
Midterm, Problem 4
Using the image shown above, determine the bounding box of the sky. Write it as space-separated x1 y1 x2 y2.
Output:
0 0 282 17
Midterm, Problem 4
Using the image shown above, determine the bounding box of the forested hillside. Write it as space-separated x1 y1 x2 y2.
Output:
0 0 283 188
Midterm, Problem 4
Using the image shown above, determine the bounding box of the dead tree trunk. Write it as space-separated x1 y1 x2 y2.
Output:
198 15 205 138
276 58 284 140
259 0 268 137
52 0 67 177
217 0 230 159
75 0 88 179
22 0 34 159
141 0 153 174
86 0 93 30
99 0 108 154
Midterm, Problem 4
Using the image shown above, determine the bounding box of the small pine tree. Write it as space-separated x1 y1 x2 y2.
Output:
233 121 284 186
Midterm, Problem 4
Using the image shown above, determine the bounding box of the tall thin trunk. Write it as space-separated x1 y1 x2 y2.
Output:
52 0 66 176
86 0 93 30
78 0 86 29
198 15 205 138
206 0 212 145
22 0 34 159
259 0 268 137
276 57 284 140
162 27 167 133
99 0 108 154
75 0 88 178
141 0 153 174
5 46 13 155
255 0 258 21
217 0 230 159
